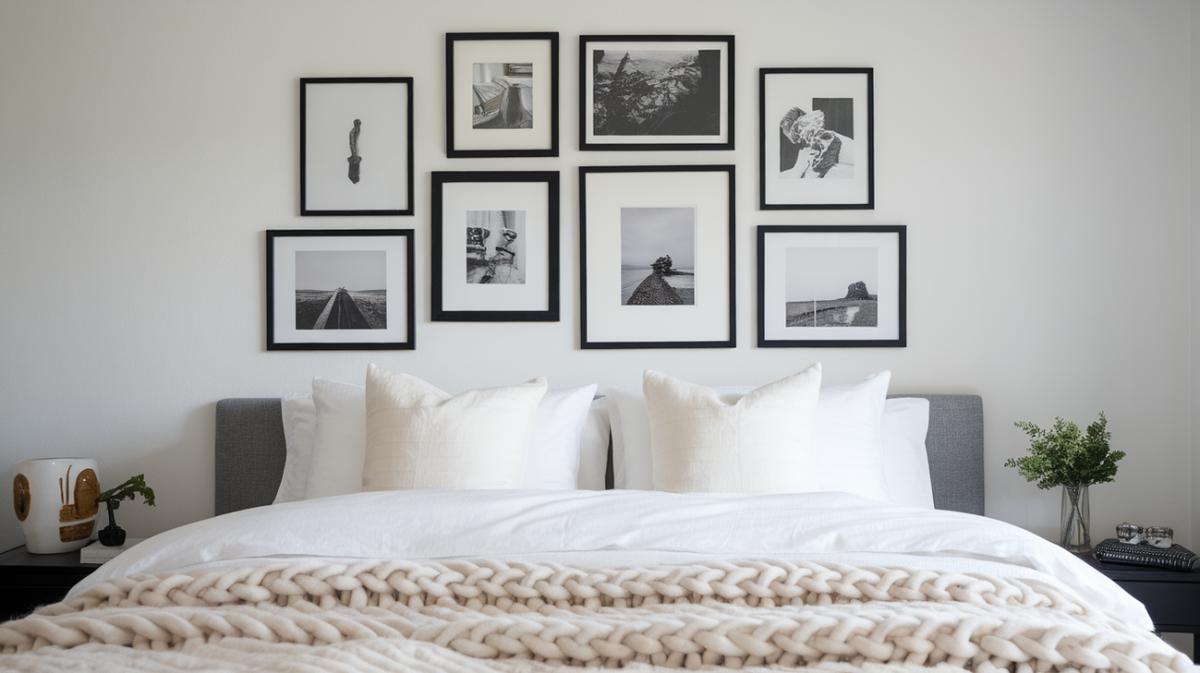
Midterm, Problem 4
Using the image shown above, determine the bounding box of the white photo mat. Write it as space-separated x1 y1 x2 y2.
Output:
448 36 556 154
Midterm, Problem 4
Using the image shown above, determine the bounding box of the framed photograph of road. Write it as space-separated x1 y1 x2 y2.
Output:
759 68 873 209
757 225 904 348
266 229 415 350
300 78 414 216
580 165 735 349
431 171 560 322
580 35 734 151
446 32 559 158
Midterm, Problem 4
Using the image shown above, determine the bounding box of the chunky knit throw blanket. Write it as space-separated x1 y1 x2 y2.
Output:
0 559 1189 673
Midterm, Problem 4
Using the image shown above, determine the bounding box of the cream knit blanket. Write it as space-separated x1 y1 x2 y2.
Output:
0 559 1190 673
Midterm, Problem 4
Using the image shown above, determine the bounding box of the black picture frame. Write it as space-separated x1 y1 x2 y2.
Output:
756 225 905 348
580 35 734 152
579 165 735 349
759 68 874 210
300 77 414 216
267 229 415 350
446 32 560 158
430 171 560 322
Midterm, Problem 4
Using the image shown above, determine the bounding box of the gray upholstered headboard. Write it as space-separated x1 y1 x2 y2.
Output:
215 394 984 517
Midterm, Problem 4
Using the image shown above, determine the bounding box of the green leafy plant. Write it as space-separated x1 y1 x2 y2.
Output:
96 474 156 511
1004 413 1124 488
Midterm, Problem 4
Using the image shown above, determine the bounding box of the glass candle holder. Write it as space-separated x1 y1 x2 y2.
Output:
1144 526 1173 548
1116 522 1142 544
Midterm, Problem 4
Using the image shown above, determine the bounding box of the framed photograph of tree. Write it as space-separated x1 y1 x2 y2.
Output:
580 165 735 349
757 225 905 348
580 35 734 151
267 229 415 350
759 68 874 209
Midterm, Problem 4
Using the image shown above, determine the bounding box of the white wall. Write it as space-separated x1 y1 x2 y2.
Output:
0 0 1192 554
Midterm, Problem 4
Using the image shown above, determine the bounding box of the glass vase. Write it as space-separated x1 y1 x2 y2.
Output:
1060 484 1091 553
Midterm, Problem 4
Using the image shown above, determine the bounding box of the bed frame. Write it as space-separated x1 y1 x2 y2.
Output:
214 394 984 517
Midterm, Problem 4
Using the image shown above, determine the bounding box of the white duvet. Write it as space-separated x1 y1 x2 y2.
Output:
69 489 1152 632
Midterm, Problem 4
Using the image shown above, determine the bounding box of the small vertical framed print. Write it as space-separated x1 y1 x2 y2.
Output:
446 32 560 158
267 229 415 350
300 77 414 216
760 68 873 209
757 225 905 348
580 165 735 349
430 171 560 322
580 35 734 151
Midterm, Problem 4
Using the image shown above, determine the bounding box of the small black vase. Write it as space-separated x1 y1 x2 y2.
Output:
98 506 126 547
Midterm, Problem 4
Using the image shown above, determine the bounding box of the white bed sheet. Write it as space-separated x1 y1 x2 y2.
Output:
70 489 1153 631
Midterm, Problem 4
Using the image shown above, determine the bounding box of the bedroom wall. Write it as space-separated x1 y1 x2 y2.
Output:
0 0 1192 554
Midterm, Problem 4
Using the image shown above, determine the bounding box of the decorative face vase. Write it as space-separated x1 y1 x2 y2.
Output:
13 458 100 554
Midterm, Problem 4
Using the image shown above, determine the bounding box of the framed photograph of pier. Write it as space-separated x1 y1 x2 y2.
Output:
430 171 560 322
580 35 734 151
579 165 735 349
756 225 905 348
759 68 873 209
266 229 415 350
300 77 414 216
446 32 560 158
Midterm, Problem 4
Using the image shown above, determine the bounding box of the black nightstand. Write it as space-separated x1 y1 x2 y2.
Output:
1079 554 1200 662
0 545 97 622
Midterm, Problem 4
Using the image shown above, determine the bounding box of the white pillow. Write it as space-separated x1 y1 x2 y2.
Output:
608 370 893 502
363 365 547 490
576 398 610 490
644 365 822 493
286 377 600 499
881 396 934 508
273 393 316 504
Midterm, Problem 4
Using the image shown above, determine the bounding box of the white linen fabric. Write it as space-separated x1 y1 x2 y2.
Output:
575 398 610 490
305 377 370 500
67 489 1151 631
273 392 315 504
609 371 892 502
363 365 548 490
881 396 935 508
644 365 822 493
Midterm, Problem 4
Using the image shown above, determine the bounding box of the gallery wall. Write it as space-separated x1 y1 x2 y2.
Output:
0 0 1193 553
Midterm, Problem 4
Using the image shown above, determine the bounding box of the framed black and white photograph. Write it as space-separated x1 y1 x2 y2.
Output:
267 229 414 350
300 78 414 216
580 165 735 348
757 225 904 348
580 35 734 151
431 171 559 322
760 68 873 209
446 32 559 158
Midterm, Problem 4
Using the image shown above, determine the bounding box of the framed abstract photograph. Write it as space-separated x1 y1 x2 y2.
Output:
580 35 734 151
759 68 874 209
580 165 735 349
431 171 560 322
757 225 905 348
267 229 415 350
300 77 414 216
445 32 559 158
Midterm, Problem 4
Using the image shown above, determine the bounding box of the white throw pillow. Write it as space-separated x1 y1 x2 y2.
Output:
287 377 598 499
644 365 822 493
273 393 316 504
881 396 934 508
576 398 610 490
608 370 893 502
363 365 547 490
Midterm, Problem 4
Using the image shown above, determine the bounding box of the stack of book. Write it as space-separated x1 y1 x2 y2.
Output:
79 538 145 565
1092 538 1199 571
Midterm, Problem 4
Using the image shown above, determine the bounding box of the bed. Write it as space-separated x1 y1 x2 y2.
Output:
0 365 1190 673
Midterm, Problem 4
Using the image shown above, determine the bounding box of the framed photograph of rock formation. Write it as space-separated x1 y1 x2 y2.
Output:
300 78 414 216
757 225 905 348
446 32 560 158
431 171 560 322
580 35 734 151
759 68 873 209
267 229 415 350
580 165 735 349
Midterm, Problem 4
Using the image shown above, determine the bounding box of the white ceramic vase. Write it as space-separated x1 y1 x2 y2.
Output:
13 458 100 554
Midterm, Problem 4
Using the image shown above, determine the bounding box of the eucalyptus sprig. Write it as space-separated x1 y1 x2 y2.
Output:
1004 413 1123 489
95 474 156 511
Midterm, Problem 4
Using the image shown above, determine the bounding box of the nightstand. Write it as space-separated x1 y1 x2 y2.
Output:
0 545 96 622
1079 554 1200 662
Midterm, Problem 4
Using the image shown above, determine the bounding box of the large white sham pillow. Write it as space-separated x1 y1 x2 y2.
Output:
273 393 316 504
608 370 893 502
644 365 822 493
881 396 934 508
363 365 547 490
288 377 599 499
